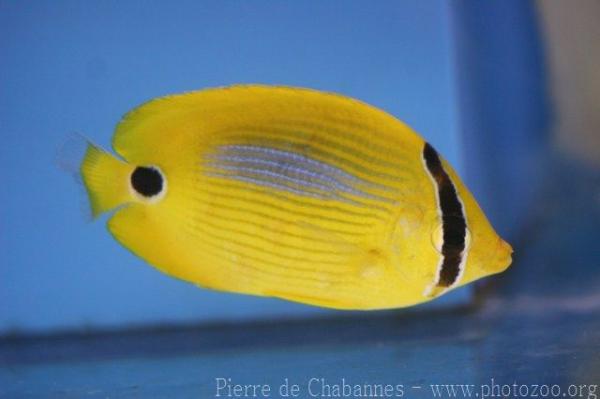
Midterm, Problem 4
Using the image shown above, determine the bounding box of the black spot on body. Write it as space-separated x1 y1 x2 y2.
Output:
131 166 163 198
423 142 467 287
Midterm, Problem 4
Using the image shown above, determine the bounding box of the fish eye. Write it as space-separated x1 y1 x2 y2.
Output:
130 166 166 201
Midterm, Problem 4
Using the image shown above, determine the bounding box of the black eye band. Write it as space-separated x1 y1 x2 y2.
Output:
422 143 467 288
131 166 163 198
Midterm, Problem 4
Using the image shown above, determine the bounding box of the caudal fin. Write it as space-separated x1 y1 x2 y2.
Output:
79 142 132 218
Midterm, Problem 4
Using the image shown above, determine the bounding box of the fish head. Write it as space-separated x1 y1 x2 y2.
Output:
391 165 514 300
449 182 513 290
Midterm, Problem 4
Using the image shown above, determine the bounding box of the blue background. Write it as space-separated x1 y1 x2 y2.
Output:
1 1 463 334
4 2 600 396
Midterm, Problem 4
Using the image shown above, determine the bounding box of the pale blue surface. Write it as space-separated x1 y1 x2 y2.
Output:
0 1 464 334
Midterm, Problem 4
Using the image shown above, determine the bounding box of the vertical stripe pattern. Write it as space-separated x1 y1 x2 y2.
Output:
422 142 468 293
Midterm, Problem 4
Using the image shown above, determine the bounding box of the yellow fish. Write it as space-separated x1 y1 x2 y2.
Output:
80 85 512 310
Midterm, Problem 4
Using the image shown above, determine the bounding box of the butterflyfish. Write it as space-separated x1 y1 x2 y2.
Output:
79 85 512 310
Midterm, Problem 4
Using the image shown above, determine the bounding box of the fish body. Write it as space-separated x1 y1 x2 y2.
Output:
80 85 512 310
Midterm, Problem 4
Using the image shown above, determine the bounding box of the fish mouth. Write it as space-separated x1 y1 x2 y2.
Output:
493 238 513 273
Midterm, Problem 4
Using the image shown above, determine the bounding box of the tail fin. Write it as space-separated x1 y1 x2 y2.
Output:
80 142 132 218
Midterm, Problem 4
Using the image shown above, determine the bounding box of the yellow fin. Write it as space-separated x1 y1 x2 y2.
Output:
111 92 203 163
109 85 423 165
80 143 132 218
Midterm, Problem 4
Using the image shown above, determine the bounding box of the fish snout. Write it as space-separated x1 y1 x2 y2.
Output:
491 237 513 273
